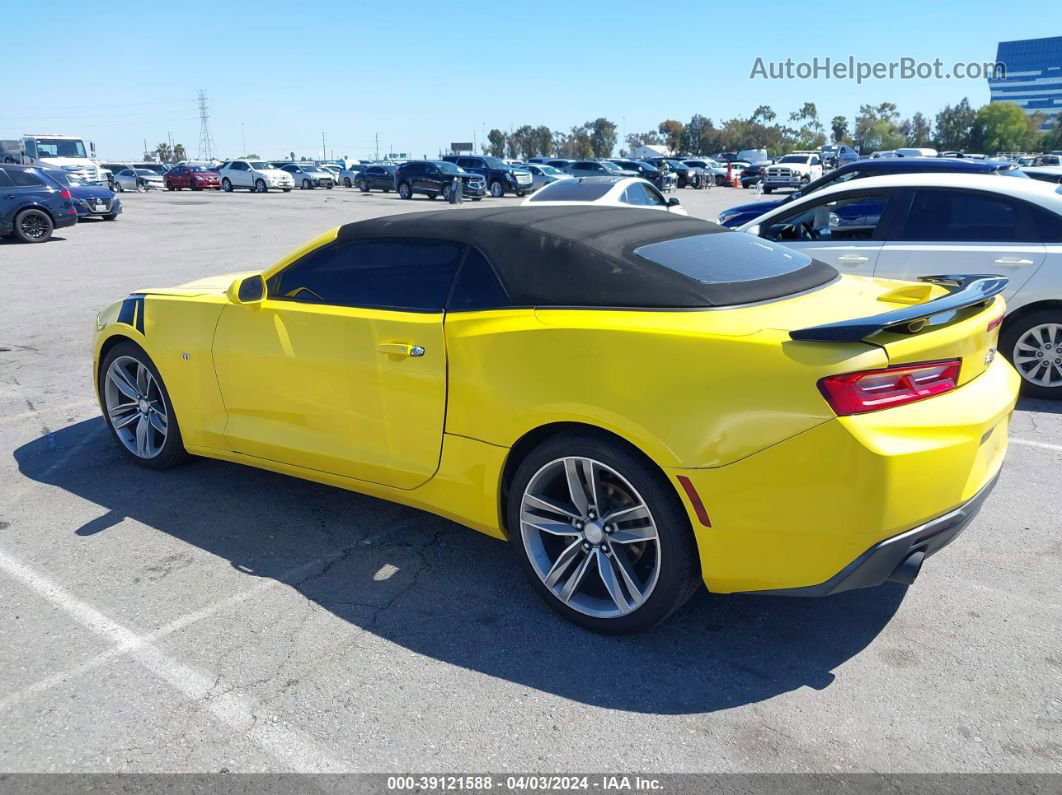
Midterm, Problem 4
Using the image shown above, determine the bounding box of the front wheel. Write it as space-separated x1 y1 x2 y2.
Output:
397 182 412 199
489 180 504 198
114 181 124 193
221 178 233 192
255 179 268 193
507 433 701 634
1002 310 1062 399
281 188 292 193
762 186 773 194
343 178 352 188
360 182 369 193
302 179 312 190
98 342 188 469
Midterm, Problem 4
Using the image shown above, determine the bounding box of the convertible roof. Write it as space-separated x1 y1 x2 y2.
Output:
334 206 836 308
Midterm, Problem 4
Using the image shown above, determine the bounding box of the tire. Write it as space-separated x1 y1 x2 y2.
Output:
360 182 369 193
343 178 352 188
190 180 201 191
471 197 482 202
221 178 233 192
1001 309 1062 399
507 433 701 634
302 179 312 190
98 341 188 470
763 186 773 194
282 188 292 193
326 184 333 190
114 180 124 193
428 190 438 200
101 213 118 221
398 182 412 200
489 180 505 198
516 192 526 198
255 179 268 193
166 184 175 191
13 208 54 243
383 187 390 193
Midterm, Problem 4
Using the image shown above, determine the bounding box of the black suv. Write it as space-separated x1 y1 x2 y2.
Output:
394 161 487 200
354 164 397 193
610 159 666 190
1 164 76 243
441 155 533 197
646 158 693 188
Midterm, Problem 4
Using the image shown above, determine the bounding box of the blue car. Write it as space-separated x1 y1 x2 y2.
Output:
43 168 122 221
0 164 77 243
716 157 1028 228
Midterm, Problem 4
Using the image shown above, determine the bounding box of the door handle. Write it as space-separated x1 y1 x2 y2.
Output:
376 343 425 357
992 257 1034 266
837 254 869 264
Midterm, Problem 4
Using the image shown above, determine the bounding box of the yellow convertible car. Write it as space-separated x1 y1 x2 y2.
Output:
93 206 1019 633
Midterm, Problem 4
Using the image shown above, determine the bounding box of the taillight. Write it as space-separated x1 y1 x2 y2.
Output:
59 188 72 199
818 359 962 416
987 314 1004 333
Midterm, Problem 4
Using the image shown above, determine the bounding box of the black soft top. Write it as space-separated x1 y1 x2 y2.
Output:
335 206 836 308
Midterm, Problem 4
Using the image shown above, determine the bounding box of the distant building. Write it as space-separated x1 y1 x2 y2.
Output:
989 36 1062 132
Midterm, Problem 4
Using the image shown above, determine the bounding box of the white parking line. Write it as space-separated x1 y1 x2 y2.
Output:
0 546 353 772
1010 437 1062 452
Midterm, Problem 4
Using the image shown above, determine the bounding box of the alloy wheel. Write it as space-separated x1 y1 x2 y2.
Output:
103 355 169 459
519 456 661 619
18 211 49 242
1013 322 1062 388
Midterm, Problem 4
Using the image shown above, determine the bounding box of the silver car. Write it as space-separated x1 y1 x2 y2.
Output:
112 168 165 192
279 163 335 189
521 163 568 191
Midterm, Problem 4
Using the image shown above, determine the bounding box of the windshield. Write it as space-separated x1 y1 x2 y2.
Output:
779 155 810 164
540 165 563 175
434 161 462 175
529 180 611 202
135 169 157 176
248 161 270 170
188 166 210 173
34 138 88 159
665 159 687 169
600 161 624 172
481 156 509 169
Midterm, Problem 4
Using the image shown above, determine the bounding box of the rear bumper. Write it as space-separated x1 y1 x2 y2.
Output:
747 472 999 596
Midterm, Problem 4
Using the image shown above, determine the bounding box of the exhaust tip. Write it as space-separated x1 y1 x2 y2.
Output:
889 550 926 586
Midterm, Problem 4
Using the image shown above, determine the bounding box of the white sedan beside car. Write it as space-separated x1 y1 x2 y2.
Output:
738 172 1062 397
522 176 686 215
217 160 294 193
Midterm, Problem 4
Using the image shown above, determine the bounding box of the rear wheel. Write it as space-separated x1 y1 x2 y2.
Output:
1002 310 1062 399
302 178 312 190
99 342 188 469
507 433 701 634
14 209 53 243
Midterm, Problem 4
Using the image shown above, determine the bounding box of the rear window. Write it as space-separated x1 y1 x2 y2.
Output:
529 180 611 202
634 233 812 284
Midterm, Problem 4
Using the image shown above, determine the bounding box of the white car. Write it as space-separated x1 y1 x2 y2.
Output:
218 160 294 193
738 172 1062 397
112 168 164 192
522 176 686 215
762 153 824 193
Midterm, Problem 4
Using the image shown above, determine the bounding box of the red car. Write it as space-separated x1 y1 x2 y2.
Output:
164 165 221 191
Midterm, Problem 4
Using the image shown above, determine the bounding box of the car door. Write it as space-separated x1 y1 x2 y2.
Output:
211 238 465 489
875 188 1047 301
754 189 896 277
234 161 253 188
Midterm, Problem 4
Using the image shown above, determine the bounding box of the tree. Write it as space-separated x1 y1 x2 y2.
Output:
657 119 684 154
625 130 661 152
750 105 776 125
172 143 186 162
970 102 1030 154
900 112 932 147
155 142 172 163
680 114 714 155
552 130 572 157
934 98 976 151
854 102 901 152
485 128 506 157
530 125 553 157
789 102 825 149
830 115 849 143
587 118 617 158
1039 115 1062 152
509 125 534 159
568 125 592 159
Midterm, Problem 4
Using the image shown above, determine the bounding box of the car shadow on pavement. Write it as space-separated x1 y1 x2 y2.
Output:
14 418 906 715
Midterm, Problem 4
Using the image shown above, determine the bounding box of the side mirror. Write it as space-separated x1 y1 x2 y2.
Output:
90 141 96 157
227 274 266 306
667 197 681 207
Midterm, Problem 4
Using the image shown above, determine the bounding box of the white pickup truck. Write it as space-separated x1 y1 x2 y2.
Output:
762 152 823 193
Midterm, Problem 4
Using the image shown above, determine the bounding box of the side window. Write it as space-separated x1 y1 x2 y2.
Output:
0 168 14 187
762 193 890 242
10 169 44 186
620 186 642 206
899 190 1018 242
1032 207 1062 243
268 239 465 311
640 183 666 206
447 248 511 311
456 158 474 169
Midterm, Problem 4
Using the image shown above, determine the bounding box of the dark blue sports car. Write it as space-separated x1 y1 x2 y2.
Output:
42 168 122 221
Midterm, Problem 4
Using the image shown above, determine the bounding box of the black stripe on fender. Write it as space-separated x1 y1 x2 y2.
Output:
116 294 146 335
133 295 145 334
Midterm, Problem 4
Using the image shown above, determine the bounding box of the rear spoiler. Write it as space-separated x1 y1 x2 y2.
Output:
789 274 1008 343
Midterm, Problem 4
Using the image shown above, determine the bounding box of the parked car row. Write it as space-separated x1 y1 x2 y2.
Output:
1 163 121 243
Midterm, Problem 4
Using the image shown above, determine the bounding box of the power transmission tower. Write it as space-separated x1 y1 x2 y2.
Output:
197 90 215 161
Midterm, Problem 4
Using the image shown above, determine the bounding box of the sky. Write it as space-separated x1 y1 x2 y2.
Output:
3 0 1060 161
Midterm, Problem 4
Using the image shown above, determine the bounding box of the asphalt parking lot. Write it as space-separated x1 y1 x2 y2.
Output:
1 186 1060 775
